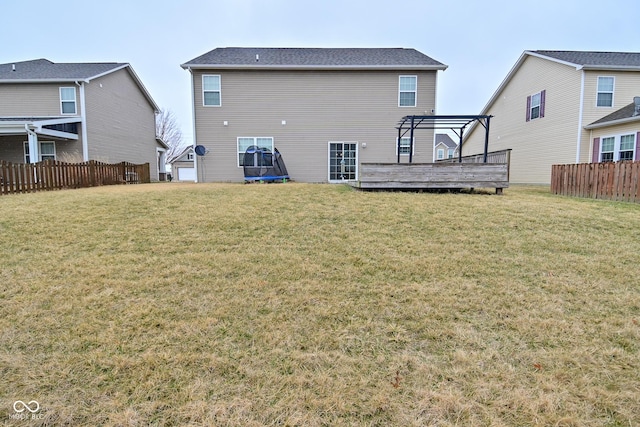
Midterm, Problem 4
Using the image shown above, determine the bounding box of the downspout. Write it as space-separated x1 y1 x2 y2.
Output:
575 70 585 163
77 81 89 161
189 67 199 183
25 124 39 163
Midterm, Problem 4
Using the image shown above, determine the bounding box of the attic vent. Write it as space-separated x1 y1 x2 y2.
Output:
12 64 15 71
634 97 640 117
256 54 259 62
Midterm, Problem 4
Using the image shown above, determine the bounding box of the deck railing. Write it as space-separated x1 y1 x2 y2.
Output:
551 161 640 203
0 160 150 195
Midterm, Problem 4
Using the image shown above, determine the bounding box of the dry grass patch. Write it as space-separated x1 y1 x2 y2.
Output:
1 183 639 426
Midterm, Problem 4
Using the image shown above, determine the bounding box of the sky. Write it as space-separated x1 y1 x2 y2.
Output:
2 0 638 147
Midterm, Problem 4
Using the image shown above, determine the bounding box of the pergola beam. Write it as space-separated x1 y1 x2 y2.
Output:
396 115 493 164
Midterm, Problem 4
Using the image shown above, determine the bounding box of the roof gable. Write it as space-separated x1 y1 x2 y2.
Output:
435 133 457 148
182 47 447 70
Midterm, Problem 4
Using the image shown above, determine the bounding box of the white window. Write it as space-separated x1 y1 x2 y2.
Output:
203 75 221 106
597 76 614 107
437 148 445 160
60 87 77 114
530 92 541 120
399 76 417 107
24 141 56 163
600 134 636 162
397 137 413 155
237 137 274 167
448 148 454 158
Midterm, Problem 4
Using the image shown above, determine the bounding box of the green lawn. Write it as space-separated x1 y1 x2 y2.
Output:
1 183 639 426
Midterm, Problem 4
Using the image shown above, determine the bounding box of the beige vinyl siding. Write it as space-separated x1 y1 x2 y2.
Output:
463 55 582 184
0 83 77 116
0 135 81 163
84 69 159 179
579 71 640 163
192 69 437 182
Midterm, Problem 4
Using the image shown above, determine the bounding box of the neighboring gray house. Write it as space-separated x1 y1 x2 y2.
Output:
168 146 195 181
181 47 447 182
434 133 458 161
0 59 167 181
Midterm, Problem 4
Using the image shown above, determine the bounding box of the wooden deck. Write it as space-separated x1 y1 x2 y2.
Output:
352 162 509 193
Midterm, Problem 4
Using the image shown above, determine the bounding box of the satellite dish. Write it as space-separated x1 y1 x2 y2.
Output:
194 145 207 156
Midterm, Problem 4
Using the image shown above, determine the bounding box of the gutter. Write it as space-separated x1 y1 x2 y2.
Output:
180 63 448 71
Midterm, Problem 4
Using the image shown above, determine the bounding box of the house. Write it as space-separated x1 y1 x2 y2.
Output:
168 146 195 181
462 51 640 184
434 133 458 161
0 59 167 181
181 47 447 182
584 97 640 162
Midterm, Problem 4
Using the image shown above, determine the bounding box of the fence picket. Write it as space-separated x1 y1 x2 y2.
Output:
0 160 151 195
551 161 640 203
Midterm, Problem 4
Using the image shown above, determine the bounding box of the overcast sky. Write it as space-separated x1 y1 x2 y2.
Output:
2 0 638 146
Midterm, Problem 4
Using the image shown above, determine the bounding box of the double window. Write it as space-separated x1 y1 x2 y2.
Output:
24 141 56 163
60 87 77 115
399 76 417 107
599 134 635 162
237 137 274 167
596 76 614 107
203 75 221 106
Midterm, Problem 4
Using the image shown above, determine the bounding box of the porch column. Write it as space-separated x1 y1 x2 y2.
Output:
26 126 39 163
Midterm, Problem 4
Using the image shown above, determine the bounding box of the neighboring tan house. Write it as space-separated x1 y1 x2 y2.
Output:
584 97 640 162
0 59 167 181
181 47 447 182
434 133 458 161
168 146 196 181
462 51 640 184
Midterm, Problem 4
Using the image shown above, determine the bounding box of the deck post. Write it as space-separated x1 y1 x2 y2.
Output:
409 116 415 164
483 116 491 163
397 125 402 163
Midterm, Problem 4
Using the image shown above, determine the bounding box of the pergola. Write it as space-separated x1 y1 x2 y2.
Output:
396 115 493 163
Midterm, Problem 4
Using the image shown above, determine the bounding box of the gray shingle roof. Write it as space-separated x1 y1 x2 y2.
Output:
532 51 640 68
0 59 127 81
182 47 447 69
587 101 640 127
435 133 457 148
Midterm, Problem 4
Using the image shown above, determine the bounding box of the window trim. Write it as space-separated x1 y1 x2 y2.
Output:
447 148 455 159
396 137 414 156
237 137 274 167
24 141 56 163
202 75 221 107
599 133 636 162
596 76 615 108
437 148 445 160
398 75 417 107
59 87 77 115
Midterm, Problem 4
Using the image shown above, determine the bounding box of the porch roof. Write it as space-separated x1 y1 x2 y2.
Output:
0 116 81 139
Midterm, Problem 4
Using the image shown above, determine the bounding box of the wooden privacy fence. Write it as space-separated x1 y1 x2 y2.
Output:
551 161 640 203
0 160 150 195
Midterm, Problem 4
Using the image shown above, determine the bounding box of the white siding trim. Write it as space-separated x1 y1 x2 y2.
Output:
189 70 199 183
79 82 89 161
576 70 585 163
